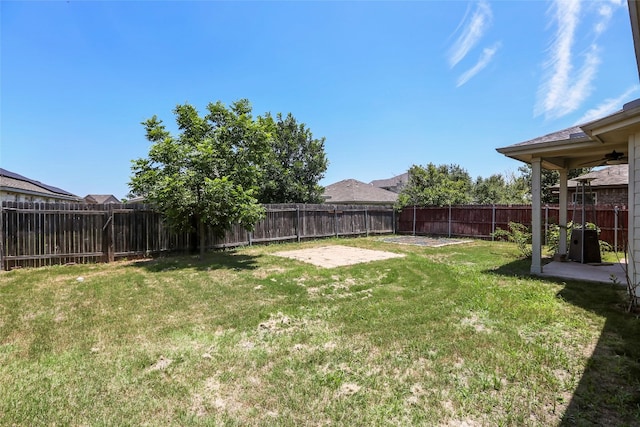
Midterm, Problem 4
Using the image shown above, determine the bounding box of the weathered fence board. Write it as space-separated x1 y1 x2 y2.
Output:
0 202 396 270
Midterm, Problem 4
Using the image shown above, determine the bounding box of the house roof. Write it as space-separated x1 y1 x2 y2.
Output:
570 165 628 187
323 179 398 204
370 173 409 189
550 165 629 190
0 168 79 200
84 194 120 204
509 126 588 148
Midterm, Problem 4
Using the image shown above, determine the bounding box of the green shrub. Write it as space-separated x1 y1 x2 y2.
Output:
492 222 532 258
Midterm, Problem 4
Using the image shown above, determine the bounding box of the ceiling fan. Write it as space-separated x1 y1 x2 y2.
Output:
580 150 628 167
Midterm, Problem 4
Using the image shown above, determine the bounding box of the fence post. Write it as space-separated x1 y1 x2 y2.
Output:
392 208 396 234
365 207 369 237
102 204 115 263
413 205 416 236
0 201 4 271
614 205 619 252
448 204 452 238
544 205 549 246
491 205 496 241
334 208 338 237
296 206 301 242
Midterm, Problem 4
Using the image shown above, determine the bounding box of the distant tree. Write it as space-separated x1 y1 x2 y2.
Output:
472 173 530 205
257 113 328 203
473 174 508 205
396 163 472 208
129 99 267 256
517 165 592 204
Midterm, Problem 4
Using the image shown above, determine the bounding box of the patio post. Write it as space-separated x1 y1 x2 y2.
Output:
531 158 542 274
629 135 638 301
558 169 568 256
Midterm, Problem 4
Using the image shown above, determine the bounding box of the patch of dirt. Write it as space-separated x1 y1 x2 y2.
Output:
380 236 471 247
273 245 404 268
258 312 303 334
252 266 287 279
337 382 361 397
460 314 492 333
147 355 172 371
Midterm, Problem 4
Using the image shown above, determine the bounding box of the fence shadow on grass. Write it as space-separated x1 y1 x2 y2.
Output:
487 259 640 425
128 250 262 272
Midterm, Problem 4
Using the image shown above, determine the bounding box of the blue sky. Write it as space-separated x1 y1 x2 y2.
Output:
1 0 638 200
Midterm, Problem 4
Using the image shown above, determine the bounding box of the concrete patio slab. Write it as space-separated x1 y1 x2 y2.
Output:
540 261 627 285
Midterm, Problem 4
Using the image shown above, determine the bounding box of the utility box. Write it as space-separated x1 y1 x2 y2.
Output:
568 229 601 263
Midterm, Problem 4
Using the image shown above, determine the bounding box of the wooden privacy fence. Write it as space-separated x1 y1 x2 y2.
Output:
0 202 395 270
397 204 628 251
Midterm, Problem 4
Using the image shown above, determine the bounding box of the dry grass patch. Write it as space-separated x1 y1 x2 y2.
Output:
1 239 638 426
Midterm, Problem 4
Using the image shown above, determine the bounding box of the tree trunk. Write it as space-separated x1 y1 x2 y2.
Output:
199 218 206 258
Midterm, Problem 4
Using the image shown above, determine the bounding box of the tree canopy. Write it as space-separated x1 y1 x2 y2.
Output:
517 165 592 204
129 100 270 256
396 164 532 208
396 163 473 208
257 113 328 204
129 99 329 255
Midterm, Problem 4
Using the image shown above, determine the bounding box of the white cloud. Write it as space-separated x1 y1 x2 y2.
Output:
456 42 501 87
535 0 625 120
575 86 640 124
448 0 493 68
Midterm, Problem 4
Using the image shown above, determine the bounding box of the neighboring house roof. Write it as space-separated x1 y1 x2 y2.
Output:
549 165 629 191
126 195 146 203
323 179 398 204
84 194 121 204
569 165 628 188
370 173 409 190
0 168 79 201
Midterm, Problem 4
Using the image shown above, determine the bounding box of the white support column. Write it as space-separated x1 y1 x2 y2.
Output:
558 169 569 256
629 134 638 299
531 158 542 274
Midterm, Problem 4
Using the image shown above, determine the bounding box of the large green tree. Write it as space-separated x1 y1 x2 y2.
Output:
396 163 473 208
517 165 592 204
473 172 529 205
129 99 267 256
258 113 328 203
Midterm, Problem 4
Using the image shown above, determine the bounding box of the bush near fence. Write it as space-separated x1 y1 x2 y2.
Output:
0 202 396 270
396 204 628 252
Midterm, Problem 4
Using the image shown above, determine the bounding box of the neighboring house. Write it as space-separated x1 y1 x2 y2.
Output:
84 194 121 204
549 165 628 207
323 179 398 205
370 172 409 193
0 168 80 203
126 195 146 203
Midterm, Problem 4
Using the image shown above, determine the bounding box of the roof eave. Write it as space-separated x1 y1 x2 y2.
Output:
495 137 600 169
0 186 81 201
580 101 640 140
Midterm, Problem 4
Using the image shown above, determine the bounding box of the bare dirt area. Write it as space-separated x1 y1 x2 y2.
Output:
273 245 405 268
379 235 471 247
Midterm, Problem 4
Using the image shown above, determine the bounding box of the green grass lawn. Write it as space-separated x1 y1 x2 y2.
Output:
1 238 639 426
